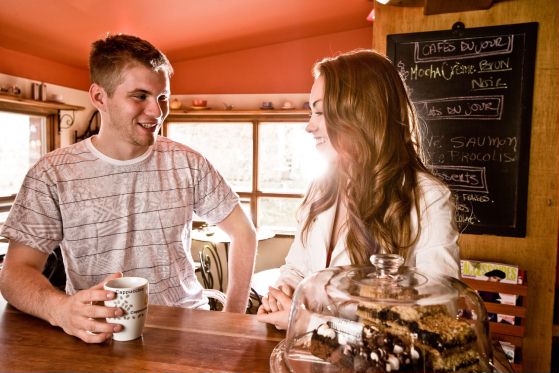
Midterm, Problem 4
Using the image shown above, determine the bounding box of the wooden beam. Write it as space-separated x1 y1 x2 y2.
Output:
424 0 493 15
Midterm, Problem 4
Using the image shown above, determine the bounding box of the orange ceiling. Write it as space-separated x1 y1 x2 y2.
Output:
0 0 374 69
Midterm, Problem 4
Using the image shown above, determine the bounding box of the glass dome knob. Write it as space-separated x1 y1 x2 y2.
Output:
369 254 405 277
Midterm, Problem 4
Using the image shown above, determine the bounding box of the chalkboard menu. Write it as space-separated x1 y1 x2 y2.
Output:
387 23 537 237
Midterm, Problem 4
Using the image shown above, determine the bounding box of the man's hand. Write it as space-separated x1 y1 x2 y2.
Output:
256 285 293 330
50 273 125 343
0 242 127 343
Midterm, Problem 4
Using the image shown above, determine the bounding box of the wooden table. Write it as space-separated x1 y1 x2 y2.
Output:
0 296 285 372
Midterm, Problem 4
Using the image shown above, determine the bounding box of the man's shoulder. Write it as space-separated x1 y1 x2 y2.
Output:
154 137 207 162
32 141 92 171
47 140 88 156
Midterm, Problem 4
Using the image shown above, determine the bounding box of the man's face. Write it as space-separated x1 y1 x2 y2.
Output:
103 64 170 151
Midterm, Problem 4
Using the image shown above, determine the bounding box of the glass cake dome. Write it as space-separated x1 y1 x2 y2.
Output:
270 254 509 373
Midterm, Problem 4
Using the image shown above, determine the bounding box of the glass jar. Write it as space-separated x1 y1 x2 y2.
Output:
271 254 504 373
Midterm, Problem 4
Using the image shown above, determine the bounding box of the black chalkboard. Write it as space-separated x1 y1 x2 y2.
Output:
387 22 538 237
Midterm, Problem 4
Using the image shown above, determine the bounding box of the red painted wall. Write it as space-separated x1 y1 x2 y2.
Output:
1 27 372 94
171 27 372 94
0 46 90 90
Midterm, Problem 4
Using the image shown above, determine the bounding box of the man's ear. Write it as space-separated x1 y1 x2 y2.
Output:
89 83 108 112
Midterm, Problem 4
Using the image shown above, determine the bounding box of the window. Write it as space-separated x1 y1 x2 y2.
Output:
164 111 326 232
0 96 83 233
0 111 52 222
167 121 253 192
0 112 47 193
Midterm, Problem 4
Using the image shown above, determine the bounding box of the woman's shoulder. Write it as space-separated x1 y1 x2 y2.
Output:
415 172 452 205
416 171 448 190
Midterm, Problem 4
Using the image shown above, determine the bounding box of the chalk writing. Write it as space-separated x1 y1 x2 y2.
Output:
431 165 488 193
456 209 480 225
414 35 514 62
471 76 508 91
414 96 503 120
478 58 511 73
450 136 517 152
425 135 445 149
401 60 478 81
388 22 537 236
461 193 492 203
447 149 515 163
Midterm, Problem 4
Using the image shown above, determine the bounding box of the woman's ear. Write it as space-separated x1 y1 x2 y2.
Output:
89 83 107 112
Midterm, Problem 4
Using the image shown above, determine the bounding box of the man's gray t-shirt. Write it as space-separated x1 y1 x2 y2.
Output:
1 136 239 307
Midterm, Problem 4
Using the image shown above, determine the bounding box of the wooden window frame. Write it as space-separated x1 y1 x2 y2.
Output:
163 109 311 228
0 94 84 212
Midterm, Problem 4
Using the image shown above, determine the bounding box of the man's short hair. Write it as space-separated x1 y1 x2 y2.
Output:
89 34 173 96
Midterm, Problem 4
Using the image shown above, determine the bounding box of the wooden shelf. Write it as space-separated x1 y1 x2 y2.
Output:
0 94 84 114
461 278 528 296
168 108 310 121
490 321 525 338
461 276 527 373
485 302 526 318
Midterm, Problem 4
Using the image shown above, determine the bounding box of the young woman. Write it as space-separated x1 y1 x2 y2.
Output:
257 49 460 329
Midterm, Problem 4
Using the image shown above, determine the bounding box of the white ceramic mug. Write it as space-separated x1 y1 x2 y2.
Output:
104 277 149 341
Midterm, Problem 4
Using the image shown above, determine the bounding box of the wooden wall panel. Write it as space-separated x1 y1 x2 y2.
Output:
373 1 558 372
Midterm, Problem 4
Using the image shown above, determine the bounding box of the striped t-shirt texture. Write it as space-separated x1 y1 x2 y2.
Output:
1 136 239 307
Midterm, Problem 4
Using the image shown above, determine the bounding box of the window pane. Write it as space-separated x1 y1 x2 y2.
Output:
239 198 252 219
0 112 46 197
258 197 303 231
167 122 253 191
258 122 325 193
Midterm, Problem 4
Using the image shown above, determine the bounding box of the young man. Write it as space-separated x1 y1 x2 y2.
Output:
0 34 256 343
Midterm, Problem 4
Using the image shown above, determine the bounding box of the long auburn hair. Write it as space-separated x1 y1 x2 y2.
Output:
301 49 434 265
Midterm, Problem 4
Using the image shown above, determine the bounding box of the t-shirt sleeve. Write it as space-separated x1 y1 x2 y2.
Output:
0 161 62 254
191 156 239 225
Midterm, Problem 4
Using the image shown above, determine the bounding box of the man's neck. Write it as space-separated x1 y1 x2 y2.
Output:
91 133 150 161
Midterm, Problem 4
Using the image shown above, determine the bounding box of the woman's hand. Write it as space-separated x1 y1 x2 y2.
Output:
256 285 293 330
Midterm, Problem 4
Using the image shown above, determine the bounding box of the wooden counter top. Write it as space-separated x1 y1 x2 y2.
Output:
0 296 284 372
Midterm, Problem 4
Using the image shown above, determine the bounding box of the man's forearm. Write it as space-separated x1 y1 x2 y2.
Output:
0 264 67 325
224 240 256 313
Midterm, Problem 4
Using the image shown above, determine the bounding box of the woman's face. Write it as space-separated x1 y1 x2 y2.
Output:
306 76 337 162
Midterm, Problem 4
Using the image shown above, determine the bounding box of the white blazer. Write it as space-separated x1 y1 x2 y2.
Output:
277 173 460 290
